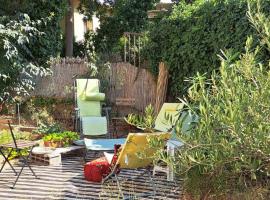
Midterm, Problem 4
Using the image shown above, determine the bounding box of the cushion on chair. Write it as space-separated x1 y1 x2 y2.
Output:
83 92 105 101
76 79 102 117
77 100 102 117
76 79 100 94
84 157 111 182
82 116 107 136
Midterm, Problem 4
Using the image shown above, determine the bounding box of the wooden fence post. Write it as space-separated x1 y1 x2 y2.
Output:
154 62 169 115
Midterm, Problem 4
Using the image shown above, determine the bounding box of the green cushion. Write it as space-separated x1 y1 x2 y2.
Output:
82 92 105 101
76 79 100 94
76 79 102 116
77 99 101 117
82 116 107 136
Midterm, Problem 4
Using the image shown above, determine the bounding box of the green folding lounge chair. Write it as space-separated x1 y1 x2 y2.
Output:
75 79 109 137
153 107 199 181
125 103 183 133
154 103 184 132
80 103 183 161
102 132 170 199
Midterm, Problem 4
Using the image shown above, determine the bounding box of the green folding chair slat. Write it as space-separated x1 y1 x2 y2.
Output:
76 79 100 94
76 79 103 117
82 116 107 136
77 99 101 117
154 103 183 132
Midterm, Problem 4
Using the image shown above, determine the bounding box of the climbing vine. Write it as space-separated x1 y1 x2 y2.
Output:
144 0 270 97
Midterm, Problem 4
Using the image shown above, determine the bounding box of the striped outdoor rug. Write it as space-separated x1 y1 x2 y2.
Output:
0 152 181 200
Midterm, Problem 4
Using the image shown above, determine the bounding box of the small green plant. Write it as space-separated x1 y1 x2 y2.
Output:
35 122 62 135
43 131 79 147
125 104 156 132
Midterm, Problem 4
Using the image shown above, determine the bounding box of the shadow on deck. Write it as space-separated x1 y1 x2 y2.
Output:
0 152 181 200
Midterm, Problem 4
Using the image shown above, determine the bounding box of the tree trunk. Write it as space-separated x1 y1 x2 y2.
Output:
65 0 74 57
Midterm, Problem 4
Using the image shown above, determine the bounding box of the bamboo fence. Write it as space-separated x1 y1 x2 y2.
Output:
108 62 157 112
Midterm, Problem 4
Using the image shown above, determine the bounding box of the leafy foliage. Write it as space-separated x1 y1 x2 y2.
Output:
0 1 67 102
35 122 63 135
80 0 158 54
0 0 67 65
125 104 156 132
156 3 270 198
20 97 73 128
0 15 49 101
144 0 270 97
0 129 31 145
43 131 79 147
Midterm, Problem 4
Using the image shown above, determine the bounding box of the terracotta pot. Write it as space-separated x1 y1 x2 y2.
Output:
44 141 63 148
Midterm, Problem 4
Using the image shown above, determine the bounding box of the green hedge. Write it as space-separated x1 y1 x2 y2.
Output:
144 0 270 97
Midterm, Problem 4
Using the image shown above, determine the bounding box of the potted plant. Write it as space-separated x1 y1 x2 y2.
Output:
43 131 79 148
43 133 63 148
61 131 79 147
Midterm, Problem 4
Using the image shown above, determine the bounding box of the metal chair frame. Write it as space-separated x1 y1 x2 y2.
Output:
0 121 38 188
73 79 111 137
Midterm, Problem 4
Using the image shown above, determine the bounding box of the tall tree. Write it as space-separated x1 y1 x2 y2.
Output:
65 0 74 57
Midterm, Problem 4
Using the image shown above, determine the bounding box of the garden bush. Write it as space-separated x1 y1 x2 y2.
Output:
125 104 156 132
144 0 270 97
0 0 67 65
43 131 79 148
79 0 158 55
154 3 270 198
0 1 67 101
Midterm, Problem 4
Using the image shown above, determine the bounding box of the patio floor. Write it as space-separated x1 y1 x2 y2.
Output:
0 152 181 200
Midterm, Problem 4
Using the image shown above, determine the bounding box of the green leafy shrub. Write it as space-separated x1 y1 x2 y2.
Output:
0 129 31 145
144 0 270 97
43 131 79 147
0 0 67 65
19 97 74 128
0 1 67 101
125 104 156 132
148 2 270 198
158 13 270 200
0 14 48 101
35 122 63 135
79 0 158 55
